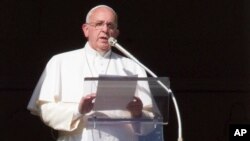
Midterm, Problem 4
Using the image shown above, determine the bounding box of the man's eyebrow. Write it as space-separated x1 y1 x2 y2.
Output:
92 20 114 23
92 20 104 23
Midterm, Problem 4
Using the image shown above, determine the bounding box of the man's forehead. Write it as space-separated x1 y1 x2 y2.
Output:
89 8 116 22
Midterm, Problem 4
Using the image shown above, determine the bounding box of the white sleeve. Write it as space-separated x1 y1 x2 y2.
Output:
27 56 60 115
39 102 83 131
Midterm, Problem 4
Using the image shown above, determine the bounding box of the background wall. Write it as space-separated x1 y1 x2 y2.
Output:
0 0 250 141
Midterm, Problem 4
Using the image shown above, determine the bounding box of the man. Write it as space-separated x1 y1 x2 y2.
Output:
27 5 153 141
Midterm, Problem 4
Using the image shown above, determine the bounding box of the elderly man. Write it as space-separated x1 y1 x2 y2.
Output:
27 5 153 141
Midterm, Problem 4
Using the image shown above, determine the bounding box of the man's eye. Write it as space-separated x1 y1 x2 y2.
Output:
107 24 114 29
95 22 103 27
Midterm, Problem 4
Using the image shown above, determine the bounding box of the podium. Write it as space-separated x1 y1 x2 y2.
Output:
84 76 170 141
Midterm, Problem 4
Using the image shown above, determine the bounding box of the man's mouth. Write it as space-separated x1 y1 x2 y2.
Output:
99 36 108 40
99 37 109 43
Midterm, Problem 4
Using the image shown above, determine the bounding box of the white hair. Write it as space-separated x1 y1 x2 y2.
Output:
85 5 118 24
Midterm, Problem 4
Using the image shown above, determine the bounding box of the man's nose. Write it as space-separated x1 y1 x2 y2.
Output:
101 24 109 32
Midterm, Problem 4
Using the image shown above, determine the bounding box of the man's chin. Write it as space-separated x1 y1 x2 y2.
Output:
97 45 110 52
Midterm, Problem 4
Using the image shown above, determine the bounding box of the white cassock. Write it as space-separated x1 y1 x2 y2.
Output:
27 42 154 141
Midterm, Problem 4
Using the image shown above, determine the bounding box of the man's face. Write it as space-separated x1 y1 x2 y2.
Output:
82 7 119 53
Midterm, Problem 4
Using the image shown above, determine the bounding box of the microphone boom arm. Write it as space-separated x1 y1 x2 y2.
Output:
108 37 183 141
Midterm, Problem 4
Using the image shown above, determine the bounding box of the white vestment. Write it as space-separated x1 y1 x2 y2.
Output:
27 42 153 141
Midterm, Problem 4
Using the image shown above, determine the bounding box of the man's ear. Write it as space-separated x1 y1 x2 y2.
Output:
82 24 89 38
114 29 120 38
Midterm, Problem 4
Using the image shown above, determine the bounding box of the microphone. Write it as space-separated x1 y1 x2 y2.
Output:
108 37 183 141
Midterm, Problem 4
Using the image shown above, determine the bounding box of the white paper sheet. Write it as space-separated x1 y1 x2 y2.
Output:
93 75 138 111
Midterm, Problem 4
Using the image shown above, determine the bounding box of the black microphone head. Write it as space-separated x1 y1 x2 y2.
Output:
108 37 117 47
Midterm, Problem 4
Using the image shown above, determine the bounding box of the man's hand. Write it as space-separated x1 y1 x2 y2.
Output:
127 96 143 118
78 93 96 114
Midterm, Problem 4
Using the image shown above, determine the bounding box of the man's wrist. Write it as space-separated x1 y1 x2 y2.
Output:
73 109 84 120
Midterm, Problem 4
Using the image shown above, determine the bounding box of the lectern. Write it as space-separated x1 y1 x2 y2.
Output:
84 76 170 141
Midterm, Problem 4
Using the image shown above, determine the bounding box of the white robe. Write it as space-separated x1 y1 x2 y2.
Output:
27 42 153 141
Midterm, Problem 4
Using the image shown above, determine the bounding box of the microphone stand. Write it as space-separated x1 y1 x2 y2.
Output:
109 37 183 141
